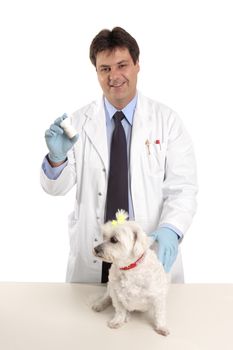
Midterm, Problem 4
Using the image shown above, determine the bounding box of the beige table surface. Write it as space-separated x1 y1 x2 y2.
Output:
0 283 232 350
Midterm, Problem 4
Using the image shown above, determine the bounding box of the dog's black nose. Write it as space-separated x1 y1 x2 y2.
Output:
94 245 103 255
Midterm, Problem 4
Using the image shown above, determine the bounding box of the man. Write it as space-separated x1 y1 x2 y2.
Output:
41 27 198 283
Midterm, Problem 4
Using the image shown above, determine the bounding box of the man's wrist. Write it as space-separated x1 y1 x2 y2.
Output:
46 154 67 167
159 224 183 240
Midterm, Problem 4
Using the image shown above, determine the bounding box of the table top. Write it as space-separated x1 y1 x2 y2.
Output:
0 283 232 350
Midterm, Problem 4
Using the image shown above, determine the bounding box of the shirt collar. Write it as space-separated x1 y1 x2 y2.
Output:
104 93 138 126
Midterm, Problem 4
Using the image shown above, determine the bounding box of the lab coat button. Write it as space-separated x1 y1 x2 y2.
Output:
93 260 97 263
98 192 102 196
94 238 98 242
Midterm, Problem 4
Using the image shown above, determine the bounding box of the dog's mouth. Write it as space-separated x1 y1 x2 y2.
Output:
93 248 102 258
93 248 113 263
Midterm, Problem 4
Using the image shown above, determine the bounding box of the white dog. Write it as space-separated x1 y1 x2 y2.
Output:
92 210 170 336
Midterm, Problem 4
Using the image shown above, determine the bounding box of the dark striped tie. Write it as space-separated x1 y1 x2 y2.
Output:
101 111 129 283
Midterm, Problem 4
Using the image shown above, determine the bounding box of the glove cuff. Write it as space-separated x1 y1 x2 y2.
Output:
47 153 67 164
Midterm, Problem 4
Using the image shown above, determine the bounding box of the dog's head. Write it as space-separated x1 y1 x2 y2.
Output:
93 211 149 267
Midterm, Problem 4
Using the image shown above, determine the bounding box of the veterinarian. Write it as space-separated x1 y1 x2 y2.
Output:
41 27 198 283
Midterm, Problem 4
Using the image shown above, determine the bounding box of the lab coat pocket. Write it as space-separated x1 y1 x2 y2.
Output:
145 142 166 176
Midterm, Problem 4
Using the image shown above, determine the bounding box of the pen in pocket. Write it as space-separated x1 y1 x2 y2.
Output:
155 139 161 151
145 139 151 155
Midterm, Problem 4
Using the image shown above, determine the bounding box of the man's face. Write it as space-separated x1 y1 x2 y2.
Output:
96 47 140 109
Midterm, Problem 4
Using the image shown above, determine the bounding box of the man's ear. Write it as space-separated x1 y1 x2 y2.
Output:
135 60 140 73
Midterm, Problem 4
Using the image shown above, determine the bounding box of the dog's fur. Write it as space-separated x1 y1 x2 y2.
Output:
92 214 170 336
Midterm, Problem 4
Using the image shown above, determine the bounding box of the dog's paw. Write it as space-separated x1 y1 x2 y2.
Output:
154 326 170 336
108 318 124 329
92 302 105 312
91 294 111 312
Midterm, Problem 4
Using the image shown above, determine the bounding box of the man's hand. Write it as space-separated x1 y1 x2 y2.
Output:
149 227 179 272
45 114 78 163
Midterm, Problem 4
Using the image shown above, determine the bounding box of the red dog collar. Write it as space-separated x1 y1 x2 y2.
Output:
119 254 145 271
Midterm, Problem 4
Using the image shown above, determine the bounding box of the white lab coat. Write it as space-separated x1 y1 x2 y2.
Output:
41 92 198 283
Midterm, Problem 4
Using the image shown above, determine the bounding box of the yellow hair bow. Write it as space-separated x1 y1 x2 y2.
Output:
111 209 128 226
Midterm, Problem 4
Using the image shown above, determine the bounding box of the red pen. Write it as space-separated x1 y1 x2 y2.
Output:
155 139 161 150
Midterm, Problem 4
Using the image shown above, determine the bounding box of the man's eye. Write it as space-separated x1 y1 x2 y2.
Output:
119 64 127 69
110 236 118 244
100 67 110 73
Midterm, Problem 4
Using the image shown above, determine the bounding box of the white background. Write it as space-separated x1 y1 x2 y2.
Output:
0 0 232 283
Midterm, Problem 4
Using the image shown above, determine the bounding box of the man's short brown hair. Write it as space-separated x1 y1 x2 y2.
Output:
89 27 140 67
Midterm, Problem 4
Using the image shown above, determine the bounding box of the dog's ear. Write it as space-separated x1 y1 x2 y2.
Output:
132 225 148 257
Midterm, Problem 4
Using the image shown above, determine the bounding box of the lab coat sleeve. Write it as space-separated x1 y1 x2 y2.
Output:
159 112 198 235
41 156 68 180
40 147 77 196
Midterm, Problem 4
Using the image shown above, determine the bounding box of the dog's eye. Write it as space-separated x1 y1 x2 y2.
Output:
110 236 118 244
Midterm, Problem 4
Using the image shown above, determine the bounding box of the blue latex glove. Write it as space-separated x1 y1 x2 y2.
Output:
149 227 179 272
45 114 78 162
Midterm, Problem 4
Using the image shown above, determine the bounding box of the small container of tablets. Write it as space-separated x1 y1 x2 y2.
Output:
60 116 77 139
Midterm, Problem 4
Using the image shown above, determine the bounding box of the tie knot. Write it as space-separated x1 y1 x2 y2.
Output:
113 111 125 123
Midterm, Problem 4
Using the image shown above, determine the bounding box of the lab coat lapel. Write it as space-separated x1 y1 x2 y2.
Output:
130 94 149 168
130 94 153 218
83 101 109 172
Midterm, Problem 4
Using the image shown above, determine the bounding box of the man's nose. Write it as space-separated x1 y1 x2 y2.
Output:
109 67 120 81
